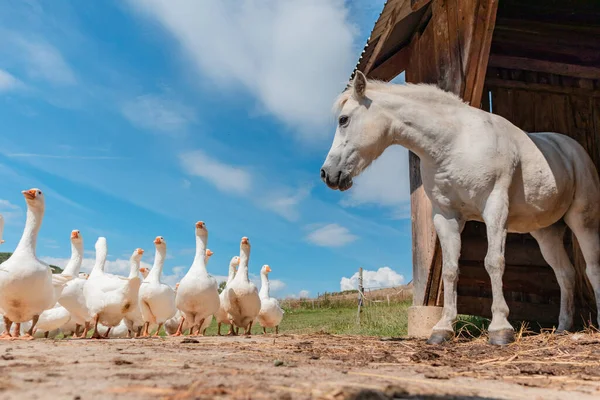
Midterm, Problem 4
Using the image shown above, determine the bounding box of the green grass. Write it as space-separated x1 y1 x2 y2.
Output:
197 301 412 337
57 300 489 339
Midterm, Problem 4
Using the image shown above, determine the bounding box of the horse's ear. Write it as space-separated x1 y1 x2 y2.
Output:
352 71 367 99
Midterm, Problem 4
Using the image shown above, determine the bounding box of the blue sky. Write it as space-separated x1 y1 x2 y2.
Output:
0 0 411 298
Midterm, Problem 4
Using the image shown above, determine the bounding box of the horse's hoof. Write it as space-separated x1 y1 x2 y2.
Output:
488 329 515 346
426 330 453 345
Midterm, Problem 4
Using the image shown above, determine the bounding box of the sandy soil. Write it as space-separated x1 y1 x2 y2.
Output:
0 332 599 399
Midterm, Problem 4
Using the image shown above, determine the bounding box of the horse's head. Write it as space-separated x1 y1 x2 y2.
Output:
320 71 393 191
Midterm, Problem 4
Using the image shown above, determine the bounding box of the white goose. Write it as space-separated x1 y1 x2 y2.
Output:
166 248 215 336
174 222 220 336
257 265 284 334
123 248 145 338
57 230 90 338
32 303 71 338
223 237 261 335
215 256 240 335
0 188 72 339
138 236 176 337
96 319 129 338
83 237 140 339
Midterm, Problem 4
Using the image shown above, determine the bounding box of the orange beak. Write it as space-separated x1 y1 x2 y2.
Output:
139 267 148 273
137 248 144 255
241 237 249 245
196 221 205 229
22 189 36 200
154 237 162 245
176 283 180 289
71 231 79 239
206 249 214 257
265 265 272 273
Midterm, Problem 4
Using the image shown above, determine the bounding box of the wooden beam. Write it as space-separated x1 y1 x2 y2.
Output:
368 46 411 81
363 4 401 76
488 55 600 80
411 0 432 12
485 77 600 98
462 0 499 107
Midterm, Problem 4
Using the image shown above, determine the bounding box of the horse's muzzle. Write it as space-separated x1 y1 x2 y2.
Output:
320 168 353 191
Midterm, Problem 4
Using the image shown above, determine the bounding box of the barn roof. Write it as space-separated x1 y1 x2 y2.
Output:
350 0 600 84
349 0 430 83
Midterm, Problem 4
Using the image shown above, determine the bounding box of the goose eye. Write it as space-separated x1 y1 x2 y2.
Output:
338 115 349 126
38 190 42 195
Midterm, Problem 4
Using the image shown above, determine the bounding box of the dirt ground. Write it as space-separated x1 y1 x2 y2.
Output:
0 332 599 400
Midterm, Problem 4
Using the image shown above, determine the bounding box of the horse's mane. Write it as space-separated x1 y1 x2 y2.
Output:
333 77 467 114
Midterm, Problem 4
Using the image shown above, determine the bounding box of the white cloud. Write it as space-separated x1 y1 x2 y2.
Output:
121 94 195 134
0 199 23 222
126 0 356 142
340 146 410 219
340 266 405 291
179 150 252 195
262 186 310 222
0 69 21 92
306 223 357 248
14 38 76 85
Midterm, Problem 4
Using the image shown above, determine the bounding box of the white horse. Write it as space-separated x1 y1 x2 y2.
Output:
321 71 600 345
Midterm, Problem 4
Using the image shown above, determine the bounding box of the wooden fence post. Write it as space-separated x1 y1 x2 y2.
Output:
357 267 364 324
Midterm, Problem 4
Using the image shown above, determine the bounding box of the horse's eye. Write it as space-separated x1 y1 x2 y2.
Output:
338 115 349 126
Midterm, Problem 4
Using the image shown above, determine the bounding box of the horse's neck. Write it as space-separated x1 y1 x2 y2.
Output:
382 91 461 164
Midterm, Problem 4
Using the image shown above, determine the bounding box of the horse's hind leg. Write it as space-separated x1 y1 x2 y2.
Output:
531 223 576 332
565 209 600 328
482 188 514 345
427 211 465 345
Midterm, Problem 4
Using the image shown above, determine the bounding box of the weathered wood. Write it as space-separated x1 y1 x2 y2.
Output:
363 1 409 76
411 0 432 12
462 0 499 107
485 77 600 98
431 0 454 91
368 46 411 81
460 237 548 267
488 55 600 80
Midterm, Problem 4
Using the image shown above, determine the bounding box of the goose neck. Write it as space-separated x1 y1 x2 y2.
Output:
62 241 84 276
148 247 166 282
14 206 43 256
259 273 270 299
191 234 208 273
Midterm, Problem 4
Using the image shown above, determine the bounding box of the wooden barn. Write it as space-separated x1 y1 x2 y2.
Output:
351 0 600 334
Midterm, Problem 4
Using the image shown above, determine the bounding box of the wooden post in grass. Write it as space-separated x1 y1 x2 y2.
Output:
357 267 364 324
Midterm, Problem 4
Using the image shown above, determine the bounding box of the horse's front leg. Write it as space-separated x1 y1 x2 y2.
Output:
482 190 514 345
427 212 465 344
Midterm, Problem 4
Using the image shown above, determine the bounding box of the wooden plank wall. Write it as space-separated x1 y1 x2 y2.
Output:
405 0 498 306
469 67 600 325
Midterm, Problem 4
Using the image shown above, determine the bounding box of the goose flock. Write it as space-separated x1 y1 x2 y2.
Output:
0 188 284 339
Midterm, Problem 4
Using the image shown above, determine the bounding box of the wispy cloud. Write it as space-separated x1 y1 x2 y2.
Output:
121 94 195 134
13 37 77 86
125 0 356 143
0 69 22 92
179 150 252 195
0 199 23 222
262 186 310 222
305 223 357 248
